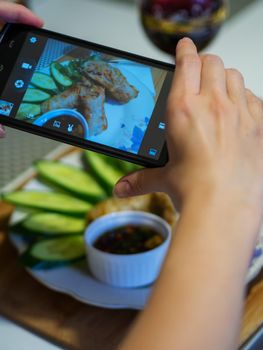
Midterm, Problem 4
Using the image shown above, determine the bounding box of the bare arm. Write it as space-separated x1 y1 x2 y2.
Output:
114 38 263 350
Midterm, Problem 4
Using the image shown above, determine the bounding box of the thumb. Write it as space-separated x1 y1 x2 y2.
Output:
113 167 166 198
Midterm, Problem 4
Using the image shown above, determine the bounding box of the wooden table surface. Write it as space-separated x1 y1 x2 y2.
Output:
0 201 263 349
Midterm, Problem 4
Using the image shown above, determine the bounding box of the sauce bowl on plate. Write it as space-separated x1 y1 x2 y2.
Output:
84 211 172 288
33 109 89 139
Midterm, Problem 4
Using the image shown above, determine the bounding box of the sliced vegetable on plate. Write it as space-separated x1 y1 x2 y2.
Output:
16 103 41 121
23 88 51 103
83 151 126 194
3 191 91 216
12 212 86 237
100 153 141 174
31 72 58 94
51 62 73 88
21 236 86 269
66 60 83 81
6 151 158 270
115 159 141 174
35 160 106 202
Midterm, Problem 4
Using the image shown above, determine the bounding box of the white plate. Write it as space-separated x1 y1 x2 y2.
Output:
4 146 263 310
6 147 153 310
10 234 151 310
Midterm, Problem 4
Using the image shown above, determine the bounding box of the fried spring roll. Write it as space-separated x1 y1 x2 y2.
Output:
81 61 139 103
41 84 107 137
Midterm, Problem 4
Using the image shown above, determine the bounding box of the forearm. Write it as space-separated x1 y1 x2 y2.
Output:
120 194 262 350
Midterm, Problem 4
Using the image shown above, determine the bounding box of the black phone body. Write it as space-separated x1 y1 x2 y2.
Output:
0 24 174 167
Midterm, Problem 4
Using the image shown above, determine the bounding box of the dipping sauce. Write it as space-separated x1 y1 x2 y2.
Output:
94 225 164 255
45 116 85 138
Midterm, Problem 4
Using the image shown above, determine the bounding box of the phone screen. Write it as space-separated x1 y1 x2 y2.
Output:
0 29 173 163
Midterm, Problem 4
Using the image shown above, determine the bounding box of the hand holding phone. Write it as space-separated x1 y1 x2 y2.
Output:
0 1 43 138
114 38 263 213
0 23 173 167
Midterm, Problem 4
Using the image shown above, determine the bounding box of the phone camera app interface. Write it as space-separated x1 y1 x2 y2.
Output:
1 34 173 160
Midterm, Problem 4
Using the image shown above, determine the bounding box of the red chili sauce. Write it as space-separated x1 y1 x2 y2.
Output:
94 225 164 255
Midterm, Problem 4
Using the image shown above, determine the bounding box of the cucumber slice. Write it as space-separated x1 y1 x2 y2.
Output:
31 72 58 93
66 60 82 81
109 157 141 174
83 151 124 194
23 88 51 103
16 103 41 121
51 62 73 88
3 191 91 216
35 161 106 202
31 236 85 261
13 212 86 237
21 236 85 269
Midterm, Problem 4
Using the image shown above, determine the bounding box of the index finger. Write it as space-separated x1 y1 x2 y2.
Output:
170 38 201 96
0 2 43 27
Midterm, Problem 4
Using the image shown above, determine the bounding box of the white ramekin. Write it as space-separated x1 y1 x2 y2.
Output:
84 211 172 288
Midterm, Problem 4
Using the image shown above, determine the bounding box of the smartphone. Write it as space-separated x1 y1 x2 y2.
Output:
0 24 174 167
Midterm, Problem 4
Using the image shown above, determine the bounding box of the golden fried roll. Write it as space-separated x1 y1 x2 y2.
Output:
79 84 108 137
41 84 108 137
86 193 177 228
81 61 139 103
41 85 80 113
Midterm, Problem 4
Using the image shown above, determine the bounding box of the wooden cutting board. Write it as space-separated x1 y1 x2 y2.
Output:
0 200 263 349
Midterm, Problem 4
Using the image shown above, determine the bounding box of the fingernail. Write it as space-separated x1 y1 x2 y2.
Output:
113 181 132 198
181 37 193 43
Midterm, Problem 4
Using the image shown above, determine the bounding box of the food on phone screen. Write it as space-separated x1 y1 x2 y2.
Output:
51 62 73 88
23 88 51 103
44 116 85 138
81 61 139 103
41 83 107 136
31 72 58 93
10 35 169 158
16 103 41 121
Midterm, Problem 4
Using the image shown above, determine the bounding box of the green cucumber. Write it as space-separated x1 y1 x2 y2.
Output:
35 161 106 202
66 60 82 81
21 236 85 269
23 88 51 103
109 157 141 174
31 72 58 93
51 62 73 88
16 103 41 121
3 191 91 216
13 212 86 237
83 151 124 194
